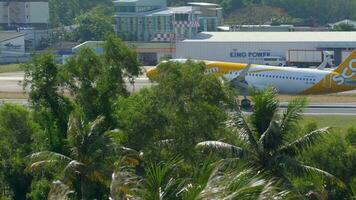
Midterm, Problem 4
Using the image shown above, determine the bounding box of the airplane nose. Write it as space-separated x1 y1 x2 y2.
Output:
146 67 158 80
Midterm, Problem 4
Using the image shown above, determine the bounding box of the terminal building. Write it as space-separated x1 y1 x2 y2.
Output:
114 0 223 42
175 32 356 66
113 0 223 64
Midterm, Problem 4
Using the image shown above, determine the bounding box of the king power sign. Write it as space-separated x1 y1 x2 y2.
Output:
230 49 272 59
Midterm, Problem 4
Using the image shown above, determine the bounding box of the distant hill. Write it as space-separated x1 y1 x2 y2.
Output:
48 0 356 27
168 0 356 26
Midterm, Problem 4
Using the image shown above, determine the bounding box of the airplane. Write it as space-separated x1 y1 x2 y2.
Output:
146 50 356 107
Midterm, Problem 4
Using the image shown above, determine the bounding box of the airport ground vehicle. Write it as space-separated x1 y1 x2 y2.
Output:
262 56 286 66
287 50 334 68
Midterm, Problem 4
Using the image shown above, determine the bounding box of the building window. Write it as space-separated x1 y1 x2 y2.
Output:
116 6 135 13
175 14 188 21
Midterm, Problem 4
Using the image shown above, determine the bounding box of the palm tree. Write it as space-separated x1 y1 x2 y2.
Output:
27 115 119 199
137 158 184 200
196 163 292 199
197 88 337 188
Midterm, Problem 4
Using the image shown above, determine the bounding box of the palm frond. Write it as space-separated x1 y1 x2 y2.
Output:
301 165 336 179
251 88 279 135
138 157 183 200
48 180 74 200
196 141 244 157
27 151 72 163
259 120 282 151
67 115 84 146
61 160 85 181
277 155 344 188
26 160 60 173
88 116 106 138
301 164 346 189
178 159 217 200
278 127 330 156
280 97 307 134
106 129 127 145
227 99 259 151
110 170 141 200
230 109 259 152
198 166 291 200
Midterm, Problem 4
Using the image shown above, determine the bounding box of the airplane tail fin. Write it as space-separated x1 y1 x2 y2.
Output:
333 50 356 74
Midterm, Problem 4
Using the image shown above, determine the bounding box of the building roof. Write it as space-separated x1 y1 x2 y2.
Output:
184 32 356 43
329 19 356 27
72 41 173 52
113 0 139 3
188 2 219 6
114 6 194 17
0 31 25 43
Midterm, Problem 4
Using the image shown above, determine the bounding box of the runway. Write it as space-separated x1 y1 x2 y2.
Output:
279 103 356 116
1 72 356 116
0 72 154 93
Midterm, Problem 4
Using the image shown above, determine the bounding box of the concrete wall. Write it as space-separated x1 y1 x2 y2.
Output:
28 2 49 23
0 2 8 23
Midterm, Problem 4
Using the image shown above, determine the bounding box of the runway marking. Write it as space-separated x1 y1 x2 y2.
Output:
304 113 356 116
0 77 150 81
0 77 23 81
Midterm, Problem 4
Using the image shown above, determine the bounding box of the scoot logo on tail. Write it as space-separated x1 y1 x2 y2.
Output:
333 59 356 85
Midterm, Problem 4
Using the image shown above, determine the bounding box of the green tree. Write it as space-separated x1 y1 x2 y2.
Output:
0 104 42 200
75 6 114 42
49 0 80 27
64 34 140 125
197 88 337 188
27 115 119 199
294 125 356 199
49 0 113 27
23 53 73 152
116 60 233 160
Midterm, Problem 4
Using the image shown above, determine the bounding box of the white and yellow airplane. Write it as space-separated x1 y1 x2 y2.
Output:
147 50 356 105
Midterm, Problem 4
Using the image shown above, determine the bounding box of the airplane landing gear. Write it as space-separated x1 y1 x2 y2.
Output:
241 98 252 110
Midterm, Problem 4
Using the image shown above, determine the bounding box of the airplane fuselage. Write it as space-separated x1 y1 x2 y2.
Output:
147 50 356 96
205 61 356 95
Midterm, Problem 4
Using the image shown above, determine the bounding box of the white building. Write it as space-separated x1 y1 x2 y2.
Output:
176 32 356 66
0 1 49 29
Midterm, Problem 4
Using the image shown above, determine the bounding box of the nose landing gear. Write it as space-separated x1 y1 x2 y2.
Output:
240 97 252 110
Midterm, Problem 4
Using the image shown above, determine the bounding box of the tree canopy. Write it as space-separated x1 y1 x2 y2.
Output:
1 35 356 199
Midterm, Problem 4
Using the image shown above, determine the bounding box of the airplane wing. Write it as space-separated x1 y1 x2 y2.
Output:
231 63 251 86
